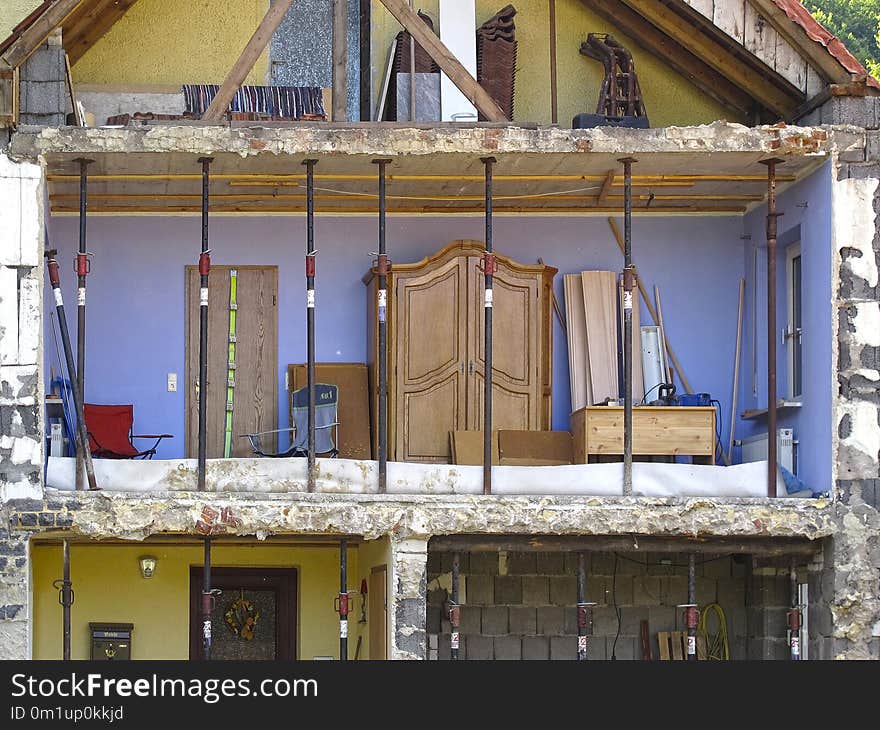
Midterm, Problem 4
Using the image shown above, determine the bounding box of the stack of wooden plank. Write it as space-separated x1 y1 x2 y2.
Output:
657 631 708 660
564 270 644 411
476 4 517 121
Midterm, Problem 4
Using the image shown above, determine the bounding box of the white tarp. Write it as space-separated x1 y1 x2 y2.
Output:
46 457 796 498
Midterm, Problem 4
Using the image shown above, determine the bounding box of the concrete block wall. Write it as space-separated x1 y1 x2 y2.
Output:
18 35 67 127
427 551 755 661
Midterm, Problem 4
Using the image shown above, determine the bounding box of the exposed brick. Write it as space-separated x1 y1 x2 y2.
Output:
466 635 493 660
522 636 549 660
586 636 607 660
593 607 619 636
426 605 442 634
609 576 633 606
563 607 579 634
522 576 549 606
549 576 576 606
587 577 607 606
17 514 37 528
494 575 522 604
648 606 676 633
37 513 54 527
481 606 508 635
618 607 644 636
696 578 718 606
550 635 576 660
617 553 647 575
591 553 615 575
507 551 536 575
563 551 585 575
702 556 732 579
536 552 565 575
536 606 565 635
661 576 687 605
608 637 636 660
716 578 746 610
509 606 536 635
465 574 493 605
54 513 73 528
493 636 521 660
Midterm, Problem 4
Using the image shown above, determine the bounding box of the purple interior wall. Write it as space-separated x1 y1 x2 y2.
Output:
740 163 833 492
44 214 746 460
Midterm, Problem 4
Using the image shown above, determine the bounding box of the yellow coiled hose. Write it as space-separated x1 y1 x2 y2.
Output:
698 602 730 660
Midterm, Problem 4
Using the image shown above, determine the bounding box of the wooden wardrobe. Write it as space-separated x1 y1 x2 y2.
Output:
365 240 556 463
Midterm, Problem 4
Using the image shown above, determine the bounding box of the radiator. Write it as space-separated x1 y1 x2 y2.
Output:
740 428 796 473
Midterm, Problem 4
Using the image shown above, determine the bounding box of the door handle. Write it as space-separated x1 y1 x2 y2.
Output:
468 361 474 375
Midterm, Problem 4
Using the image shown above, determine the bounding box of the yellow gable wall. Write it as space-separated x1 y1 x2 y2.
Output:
0 1 42 43
371 0 739 127
70 0 271 86
31 540 390 660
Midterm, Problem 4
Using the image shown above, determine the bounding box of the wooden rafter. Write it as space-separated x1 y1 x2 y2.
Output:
1 0 83 69
201 0 294 122
615 0 804 116
377 0 507 122
64 0 139 64
584 0 756 119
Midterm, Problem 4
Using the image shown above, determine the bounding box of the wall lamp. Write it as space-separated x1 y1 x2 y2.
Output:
138 556 157 579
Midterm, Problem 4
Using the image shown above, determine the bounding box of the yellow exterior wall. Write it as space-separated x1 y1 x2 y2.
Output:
70 0 271 87
31 542 371 660
0 0 42 43
371 0 739 127
356 537 393 659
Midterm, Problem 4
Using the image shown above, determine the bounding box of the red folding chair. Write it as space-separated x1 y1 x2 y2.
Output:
83 404 172 459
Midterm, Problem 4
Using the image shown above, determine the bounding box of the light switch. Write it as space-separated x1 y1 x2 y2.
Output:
167 373 177 392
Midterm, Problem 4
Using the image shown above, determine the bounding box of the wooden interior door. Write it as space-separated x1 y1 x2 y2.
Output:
394 256 468 462
467 255 541 431
186 266 278 458
368 565 387 660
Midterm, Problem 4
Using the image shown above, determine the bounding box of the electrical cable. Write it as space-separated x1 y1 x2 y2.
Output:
698 602 730 660
641 382 664 405
614 551 733 568
710 398 724 465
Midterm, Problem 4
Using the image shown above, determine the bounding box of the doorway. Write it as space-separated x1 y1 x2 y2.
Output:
369 565 387 659
189 567 297 660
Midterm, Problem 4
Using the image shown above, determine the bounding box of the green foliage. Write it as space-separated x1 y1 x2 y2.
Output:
806 0 880 76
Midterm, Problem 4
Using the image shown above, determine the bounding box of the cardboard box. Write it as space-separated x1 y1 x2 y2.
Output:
450 430 573 466
450 431 500 465
288 363 371 459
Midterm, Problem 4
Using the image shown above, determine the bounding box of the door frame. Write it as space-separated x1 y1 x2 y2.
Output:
369 564 388 660
188 567 297 660
184 265 279 458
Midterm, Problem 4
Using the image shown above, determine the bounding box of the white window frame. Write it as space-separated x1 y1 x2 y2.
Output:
785 243 803 401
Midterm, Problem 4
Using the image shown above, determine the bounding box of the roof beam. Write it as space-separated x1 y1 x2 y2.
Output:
1 0 83 69
616 0 804 117
64 0 139 65
377 0 507 122
582 0 756 119
202 0 294 122
748 0 846 83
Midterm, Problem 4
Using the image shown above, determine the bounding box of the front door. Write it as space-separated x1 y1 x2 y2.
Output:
189 567 297 660
186 266 278 458
368 565 387 660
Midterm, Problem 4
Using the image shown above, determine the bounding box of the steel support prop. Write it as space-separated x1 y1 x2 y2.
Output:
481 157 497 495
787 560 802 660
338 538 349 660
73 158 92 490
449 552 461 660
201 537 218 660
45 250 98 490
373 158 392 492
576 552 596 660
304 159 318 492
197 157 213 491
53 539 73 660
679 553 698 661
619 157 637 495
760 158 784 498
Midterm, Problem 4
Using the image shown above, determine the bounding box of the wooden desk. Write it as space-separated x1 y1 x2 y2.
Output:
570 406 716 464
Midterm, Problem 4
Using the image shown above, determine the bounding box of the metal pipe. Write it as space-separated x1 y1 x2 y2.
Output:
787 560 802 660
373 159 391 492
619 157 637 496
576 552 595 660
481 157 496 495
304 159 318 492
549 0 558 124
685 553 698 661
339 538 349 660
61 539 72 660
202 537 213 660
450 552 460 660
74 158 91 491
45 250 98 490
760 158 783 498
197 157 213 492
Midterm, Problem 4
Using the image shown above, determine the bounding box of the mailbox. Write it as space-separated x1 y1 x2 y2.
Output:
89 623 133 660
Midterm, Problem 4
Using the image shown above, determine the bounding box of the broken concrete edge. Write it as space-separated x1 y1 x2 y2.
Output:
4 121 837 160
3 488 838 542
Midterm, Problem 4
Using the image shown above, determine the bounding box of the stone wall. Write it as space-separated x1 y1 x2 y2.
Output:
0 151 43 659
425 551 791 660
18 33 67 127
